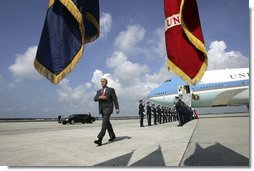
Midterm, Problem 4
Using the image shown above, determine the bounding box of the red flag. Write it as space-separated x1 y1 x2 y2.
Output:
164 0 207 85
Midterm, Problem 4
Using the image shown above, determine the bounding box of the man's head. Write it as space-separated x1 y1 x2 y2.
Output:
101 78 108 88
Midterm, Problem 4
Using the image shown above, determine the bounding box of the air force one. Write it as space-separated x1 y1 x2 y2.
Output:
147 68 249 108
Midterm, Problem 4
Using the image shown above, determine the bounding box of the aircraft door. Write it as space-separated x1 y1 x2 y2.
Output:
178 85 192 107
178 85 184 96
184 85 190 94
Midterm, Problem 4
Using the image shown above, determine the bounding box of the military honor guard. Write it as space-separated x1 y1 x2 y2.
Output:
163 106 167 123
151 104 157 125
167 107 171 122
146 102 152 126
139 100 145 127
157 105 162 124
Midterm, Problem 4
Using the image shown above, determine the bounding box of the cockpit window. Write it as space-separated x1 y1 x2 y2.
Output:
164 79 171 83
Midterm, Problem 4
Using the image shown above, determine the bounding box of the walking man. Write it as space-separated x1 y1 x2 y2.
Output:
94 78 119 146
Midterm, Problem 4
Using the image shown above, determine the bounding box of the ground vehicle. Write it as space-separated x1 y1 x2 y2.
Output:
62 114 95 125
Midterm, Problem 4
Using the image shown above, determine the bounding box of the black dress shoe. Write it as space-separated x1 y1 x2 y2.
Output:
94 139 102 146
108 136 116 142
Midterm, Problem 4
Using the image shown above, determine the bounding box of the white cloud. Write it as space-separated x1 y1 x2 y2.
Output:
9 46 41 82
145 66 172 85
114 25 166 60
91 69 107 89
150 27 166 58
207 41 249 70
56 78 96 114
100 12 112 38
114 25 145 54
85 82 92 88
106 51 149 86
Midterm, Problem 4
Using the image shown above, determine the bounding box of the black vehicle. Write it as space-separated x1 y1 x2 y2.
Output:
62 114 95 125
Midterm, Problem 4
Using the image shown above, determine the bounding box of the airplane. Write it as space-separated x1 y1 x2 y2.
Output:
147 68 249 108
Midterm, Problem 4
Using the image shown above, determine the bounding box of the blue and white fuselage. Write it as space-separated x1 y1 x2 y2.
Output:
147 68 249 107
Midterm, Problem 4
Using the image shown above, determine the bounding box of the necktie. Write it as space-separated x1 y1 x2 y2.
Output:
101 88 104 95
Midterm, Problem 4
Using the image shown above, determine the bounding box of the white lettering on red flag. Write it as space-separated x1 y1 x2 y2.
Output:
165 13 181 31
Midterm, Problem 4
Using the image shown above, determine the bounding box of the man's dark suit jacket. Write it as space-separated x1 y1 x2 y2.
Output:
94 86 119 115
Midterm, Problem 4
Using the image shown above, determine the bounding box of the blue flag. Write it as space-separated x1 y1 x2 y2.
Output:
34 0 99 84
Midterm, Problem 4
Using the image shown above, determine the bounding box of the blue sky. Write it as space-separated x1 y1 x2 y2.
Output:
0 0 250 118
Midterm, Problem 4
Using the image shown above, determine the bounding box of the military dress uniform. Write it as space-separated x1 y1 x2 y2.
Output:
151 104 157 125
146 102 152 126
139 100 145 127
157 105 161 124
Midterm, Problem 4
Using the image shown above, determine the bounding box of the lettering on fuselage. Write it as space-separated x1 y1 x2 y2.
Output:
229 72 249 79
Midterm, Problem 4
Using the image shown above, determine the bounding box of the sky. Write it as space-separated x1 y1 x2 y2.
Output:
0 0 250 118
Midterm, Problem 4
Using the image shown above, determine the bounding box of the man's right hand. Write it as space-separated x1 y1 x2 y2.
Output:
99 95 107 100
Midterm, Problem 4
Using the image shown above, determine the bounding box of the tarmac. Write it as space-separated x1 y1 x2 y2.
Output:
0 113 249 167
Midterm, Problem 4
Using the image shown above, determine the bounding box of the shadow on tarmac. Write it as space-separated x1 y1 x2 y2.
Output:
131 145 165 166
94 151 134 166
94 146 166 166
115 136 132 141
183 143 249 166
100 136 132 146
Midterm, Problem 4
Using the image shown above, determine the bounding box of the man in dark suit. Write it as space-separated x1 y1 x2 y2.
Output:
94 78 119 146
